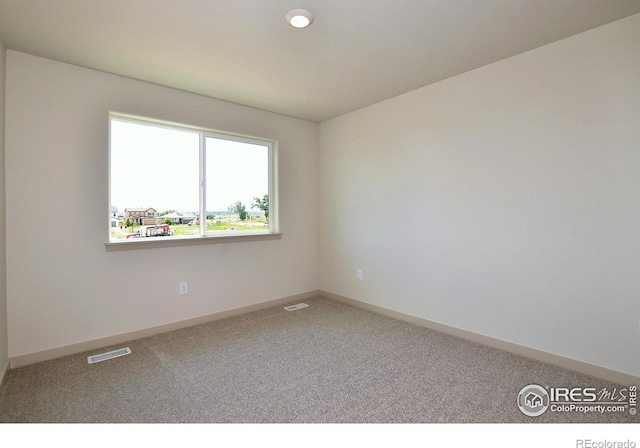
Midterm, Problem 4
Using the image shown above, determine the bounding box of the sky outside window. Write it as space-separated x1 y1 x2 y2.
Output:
205 137 268 213
110 119 199 214
110 119 269 215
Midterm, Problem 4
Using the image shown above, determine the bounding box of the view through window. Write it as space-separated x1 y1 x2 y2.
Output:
109 115 273 242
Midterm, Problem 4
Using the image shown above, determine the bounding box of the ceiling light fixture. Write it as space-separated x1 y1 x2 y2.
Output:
285 9 314 29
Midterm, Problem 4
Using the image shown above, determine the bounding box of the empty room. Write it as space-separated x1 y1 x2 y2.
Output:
0 0 638 439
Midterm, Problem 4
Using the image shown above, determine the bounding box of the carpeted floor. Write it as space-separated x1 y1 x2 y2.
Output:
0 296 636 423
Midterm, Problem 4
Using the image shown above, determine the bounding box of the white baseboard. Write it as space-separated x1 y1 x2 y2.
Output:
0 359 8 391
9 290 322 368
9 288 639 387
321 290 640 386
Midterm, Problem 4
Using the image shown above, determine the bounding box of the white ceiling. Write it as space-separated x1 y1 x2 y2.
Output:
0 0 638 123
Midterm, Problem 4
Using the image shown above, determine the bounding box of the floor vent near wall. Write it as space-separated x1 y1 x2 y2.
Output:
87 347 131 364
284 303 309 311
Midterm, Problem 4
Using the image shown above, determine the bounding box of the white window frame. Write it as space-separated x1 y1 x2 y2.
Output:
106 113 280 251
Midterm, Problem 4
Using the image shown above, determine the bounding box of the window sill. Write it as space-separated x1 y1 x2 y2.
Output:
105 232 282 251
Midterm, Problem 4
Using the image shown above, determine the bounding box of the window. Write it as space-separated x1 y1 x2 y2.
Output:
108 114 277 248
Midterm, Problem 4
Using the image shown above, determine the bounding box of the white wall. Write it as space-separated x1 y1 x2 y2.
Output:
319 15 640 376
0 39 8 379
5 51 319 359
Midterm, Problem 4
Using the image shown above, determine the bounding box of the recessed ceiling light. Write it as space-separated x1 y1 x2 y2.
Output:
285 9 314 29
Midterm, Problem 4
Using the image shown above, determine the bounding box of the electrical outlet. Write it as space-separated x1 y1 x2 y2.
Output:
179 282 188 295
357 269 363 281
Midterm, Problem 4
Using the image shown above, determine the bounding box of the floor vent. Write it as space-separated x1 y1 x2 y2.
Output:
87 347 131 364
284 303 309 311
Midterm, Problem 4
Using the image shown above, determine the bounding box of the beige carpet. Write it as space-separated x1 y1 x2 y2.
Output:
0 296 636 423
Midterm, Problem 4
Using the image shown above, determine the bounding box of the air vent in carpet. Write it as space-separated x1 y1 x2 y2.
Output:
284 303 308 311
87 347 131 364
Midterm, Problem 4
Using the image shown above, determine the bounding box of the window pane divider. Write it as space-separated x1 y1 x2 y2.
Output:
199 132 207 236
